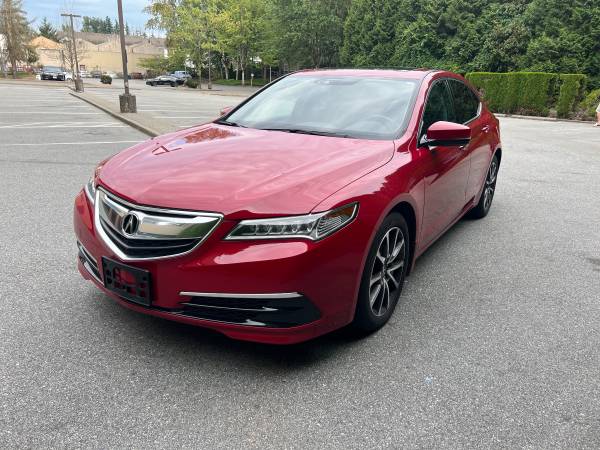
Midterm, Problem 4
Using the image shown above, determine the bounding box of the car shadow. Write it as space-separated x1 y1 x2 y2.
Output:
89 290 366 372
86 214 474 372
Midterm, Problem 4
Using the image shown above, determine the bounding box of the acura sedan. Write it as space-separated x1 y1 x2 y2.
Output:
74 69 501 344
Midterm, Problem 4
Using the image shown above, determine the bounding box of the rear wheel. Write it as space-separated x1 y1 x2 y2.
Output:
468 154 499 219
170 82 176 87
351 213 410 333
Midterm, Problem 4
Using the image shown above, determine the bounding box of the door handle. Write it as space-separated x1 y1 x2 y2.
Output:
481 125 490 133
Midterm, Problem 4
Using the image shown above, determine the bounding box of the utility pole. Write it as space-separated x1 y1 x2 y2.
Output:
61 13 83 92
117 0 136 112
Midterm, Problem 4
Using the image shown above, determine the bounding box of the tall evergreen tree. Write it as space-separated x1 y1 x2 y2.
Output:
38 17 58 41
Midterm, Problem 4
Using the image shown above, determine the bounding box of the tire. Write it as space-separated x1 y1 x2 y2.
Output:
351 212 410 334
170 82 175 87
468 153 499 219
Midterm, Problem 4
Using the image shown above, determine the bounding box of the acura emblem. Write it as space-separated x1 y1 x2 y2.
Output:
122 213 140 236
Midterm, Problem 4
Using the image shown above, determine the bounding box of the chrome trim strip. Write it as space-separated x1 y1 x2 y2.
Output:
77 241 102 284
180 302 278 312
84 181 95 204
101 188 222 218
171 313 267 327
82 260 103 284
179 291 301 299
94 188 223 261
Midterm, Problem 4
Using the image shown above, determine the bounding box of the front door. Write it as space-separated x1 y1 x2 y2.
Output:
418 79 471 247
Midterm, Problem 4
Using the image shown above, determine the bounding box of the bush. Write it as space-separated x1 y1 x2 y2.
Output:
579 88 600 119
556 74 586 118
466 72 587 118
185 78 199 89
100 74 112 84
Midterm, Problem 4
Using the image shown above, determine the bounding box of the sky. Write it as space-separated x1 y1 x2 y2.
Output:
24 0 154 33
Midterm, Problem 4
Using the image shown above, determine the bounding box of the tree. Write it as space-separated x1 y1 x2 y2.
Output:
38 17 58 41
0 0 33 78
269 0 350 69
60 19 87 75
104 16 113 34
216 0 267 85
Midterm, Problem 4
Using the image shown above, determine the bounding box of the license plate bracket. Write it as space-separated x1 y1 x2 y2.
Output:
102 257 152 306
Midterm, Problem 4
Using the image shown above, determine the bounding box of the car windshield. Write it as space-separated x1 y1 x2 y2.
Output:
224 75 419 140
44 66 61 72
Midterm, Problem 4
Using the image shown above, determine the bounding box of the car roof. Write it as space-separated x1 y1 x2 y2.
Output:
290 68 440 80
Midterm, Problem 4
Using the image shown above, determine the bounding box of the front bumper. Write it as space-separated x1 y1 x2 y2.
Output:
74 189 366 344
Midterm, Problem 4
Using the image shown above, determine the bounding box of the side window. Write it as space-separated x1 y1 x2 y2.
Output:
421 81 455 137
448 79 480 124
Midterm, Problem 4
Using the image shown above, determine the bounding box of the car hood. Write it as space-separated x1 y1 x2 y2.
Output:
98 124 394 217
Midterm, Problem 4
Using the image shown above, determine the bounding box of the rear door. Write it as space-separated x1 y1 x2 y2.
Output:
447 78 490 202
418 79 471 247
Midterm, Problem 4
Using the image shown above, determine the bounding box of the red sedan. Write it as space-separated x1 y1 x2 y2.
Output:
74 69 501 344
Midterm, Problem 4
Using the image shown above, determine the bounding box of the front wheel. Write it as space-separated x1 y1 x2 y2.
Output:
351 213 410 333
468 154 499 219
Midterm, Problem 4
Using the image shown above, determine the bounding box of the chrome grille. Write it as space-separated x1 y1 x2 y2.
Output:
94 188 222 260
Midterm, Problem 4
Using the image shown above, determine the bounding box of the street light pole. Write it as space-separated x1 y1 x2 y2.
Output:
117 0 136 112
61 13 83 92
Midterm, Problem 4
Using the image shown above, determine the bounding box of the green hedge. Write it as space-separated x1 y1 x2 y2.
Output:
556 74 587 118
466 72 587 118
580 88 600 119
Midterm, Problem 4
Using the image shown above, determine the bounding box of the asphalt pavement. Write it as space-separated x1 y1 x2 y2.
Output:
1 83 599 448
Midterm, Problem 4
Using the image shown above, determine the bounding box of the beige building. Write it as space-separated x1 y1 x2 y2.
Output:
30 32 167 74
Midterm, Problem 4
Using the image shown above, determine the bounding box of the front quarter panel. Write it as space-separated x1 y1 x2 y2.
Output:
311 140 423 317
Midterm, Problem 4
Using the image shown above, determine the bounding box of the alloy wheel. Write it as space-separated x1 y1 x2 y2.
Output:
369 227 405 317
483 158 498 211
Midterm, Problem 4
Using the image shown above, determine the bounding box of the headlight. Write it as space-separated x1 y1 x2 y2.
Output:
84 175 96 203
226 202 358 241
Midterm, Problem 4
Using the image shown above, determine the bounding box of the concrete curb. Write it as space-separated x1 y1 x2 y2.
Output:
70 91 175 137
495 113 594 124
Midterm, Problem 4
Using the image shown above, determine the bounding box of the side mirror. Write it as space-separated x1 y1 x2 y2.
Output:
421 121 471 147
219 105 234 116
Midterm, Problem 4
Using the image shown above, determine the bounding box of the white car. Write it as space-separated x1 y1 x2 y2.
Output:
172 70 192 80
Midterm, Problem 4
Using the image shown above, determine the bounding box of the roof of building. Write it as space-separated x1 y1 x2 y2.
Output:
29 36 62 50
56 31 166 48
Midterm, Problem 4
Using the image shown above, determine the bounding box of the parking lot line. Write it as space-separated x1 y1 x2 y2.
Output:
1 140 142 147
0 112 103 115
0 123 126 129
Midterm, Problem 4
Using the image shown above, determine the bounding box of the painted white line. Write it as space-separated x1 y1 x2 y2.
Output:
0 112 102 115
1 140 141 147
140 109 203 112
0 121 115 127
156 116 207 119
0 124 125 129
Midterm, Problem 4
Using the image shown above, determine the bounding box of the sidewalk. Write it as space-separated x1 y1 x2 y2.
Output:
70 90 175 137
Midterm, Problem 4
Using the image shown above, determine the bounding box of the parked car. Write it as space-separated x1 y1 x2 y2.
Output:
74 69 501 344
40 66 67 81
90 70 102 78
146 75 184 87
171 70 192 80
130 72 143 79
79 70 91 78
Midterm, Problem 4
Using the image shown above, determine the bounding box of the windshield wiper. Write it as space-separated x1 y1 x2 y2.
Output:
215 119 246 127
260 128 354 138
